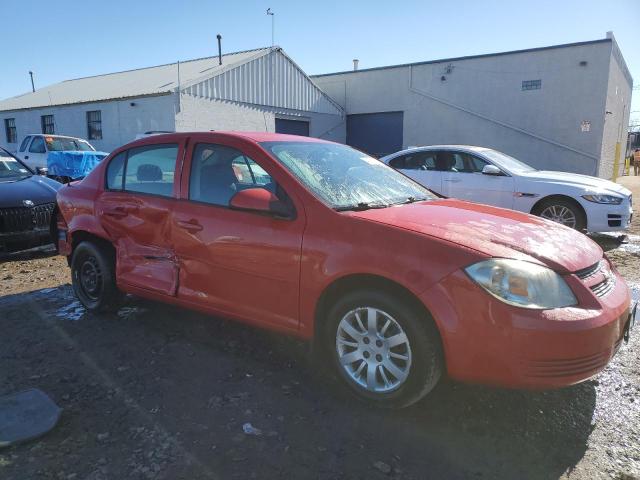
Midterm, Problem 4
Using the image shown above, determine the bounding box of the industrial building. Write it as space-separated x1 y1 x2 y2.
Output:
313 33 632 179
0 47 345 153
0 34 633 179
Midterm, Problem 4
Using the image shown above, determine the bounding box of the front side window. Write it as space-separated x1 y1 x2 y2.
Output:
41 115 55 134
189 143 275 207
261 141 435 210
4 118 16 143
29 136 46 153
19 136 31 152
124 144 178 197
87 110 102 140
450 152 489 173
389 152 436 171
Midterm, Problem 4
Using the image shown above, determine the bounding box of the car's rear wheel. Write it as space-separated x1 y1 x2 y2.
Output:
325 290 443 408
71 241 121 312
534 198 586 231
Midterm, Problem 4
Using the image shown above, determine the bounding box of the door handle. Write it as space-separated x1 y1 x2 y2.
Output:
443 178 462 183
177 219 203 233
24 155 29 159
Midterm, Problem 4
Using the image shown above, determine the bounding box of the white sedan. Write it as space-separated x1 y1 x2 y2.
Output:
380 145 633 232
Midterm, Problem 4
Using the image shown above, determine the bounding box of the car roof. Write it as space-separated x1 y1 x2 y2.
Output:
25 134 88 141
123 131 332 149
381 145 494 160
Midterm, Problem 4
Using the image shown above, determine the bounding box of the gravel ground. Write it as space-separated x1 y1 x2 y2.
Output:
1 178 639 480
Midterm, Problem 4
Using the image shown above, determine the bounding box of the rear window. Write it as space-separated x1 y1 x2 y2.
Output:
106 152 126 190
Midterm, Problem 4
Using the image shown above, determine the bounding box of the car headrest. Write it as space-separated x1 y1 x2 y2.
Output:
200 164 237 187
137 164 163 182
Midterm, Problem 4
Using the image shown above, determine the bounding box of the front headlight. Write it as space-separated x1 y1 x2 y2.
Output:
465 259 577 309
582 194 623 205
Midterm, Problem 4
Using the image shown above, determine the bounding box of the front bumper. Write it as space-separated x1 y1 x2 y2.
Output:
0 228 53 253
420 266 632 389
584 197 633 232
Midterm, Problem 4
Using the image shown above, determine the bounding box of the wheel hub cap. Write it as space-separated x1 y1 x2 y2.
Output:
336 307 412 393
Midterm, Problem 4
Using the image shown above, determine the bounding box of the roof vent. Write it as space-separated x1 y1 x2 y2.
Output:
353 59 359 71
217 34 222 65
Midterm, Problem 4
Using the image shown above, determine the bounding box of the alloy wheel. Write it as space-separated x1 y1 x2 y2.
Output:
539 205 577 228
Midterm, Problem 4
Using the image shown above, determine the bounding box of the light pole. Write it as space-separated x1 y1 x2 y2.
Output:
266 8 275 46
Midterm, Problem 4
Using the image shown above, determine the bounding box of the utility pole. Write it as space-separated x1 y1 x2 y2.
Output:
266 8 275 46
28 71 35 92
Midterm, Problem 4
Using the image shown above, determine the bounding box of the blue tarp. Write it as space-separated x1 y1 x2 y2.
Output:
47 151 109 179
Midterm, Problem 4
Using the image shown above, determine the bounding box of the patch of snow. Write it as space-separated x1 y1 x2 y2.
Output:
55 300 85 321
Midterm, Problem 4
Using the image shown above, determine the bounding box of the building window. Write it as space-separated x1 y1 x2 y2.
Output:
41 115 55 134
522 79 542 91
4 118 17 143
87 110 102 140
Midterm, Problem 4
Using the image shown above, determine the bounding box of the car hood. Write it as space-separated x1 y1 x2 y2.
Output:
350 199 602 273
0 175 61 208
519 170 631 196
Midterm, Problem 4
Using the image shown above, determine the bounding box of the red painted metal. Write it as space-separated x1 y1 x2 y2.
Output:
56 131 632 389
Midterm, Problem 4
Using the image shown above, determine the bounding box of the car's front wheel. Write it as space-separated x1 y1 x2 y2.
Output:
71 241 121 312
534 198 586 231
325 290 443 408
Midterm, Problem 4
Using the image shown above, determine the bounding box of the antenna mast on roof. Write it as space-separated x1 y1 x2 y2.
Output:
266 8 275 46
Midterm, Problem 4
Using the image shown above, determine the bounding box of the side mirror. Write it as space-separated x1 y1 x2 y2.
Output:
229 188 292 218
481 164 503 176
36 166 48 176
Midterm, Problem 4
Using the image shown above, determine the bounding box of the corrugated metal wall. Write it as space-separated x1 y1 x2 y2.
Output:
182 50 342 115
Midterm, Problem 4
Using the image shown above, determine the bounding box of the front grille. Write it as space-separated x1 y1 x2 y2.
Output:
0 202 55 234
574 259 616 298
590 274 616 297
574 261 602 280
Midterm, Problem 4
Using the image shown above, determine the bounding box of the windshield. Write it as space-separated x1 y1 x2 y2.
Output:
45 137 95 152
261 141 436 209
481 149 536 173
0 153 31 179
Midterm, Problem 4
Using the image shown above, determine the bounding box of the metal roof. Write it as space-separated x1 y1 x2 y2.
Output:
311 38 613 78
0 47 272 112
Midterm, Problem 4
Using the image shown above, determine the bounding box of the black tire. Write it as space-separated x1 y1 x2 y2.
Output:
324 290 443 409
533 197 586 231
71 241 121 312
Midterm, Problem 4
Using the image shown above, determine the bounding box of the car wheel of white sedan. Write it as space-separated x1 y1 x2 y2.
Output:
534 198 586 231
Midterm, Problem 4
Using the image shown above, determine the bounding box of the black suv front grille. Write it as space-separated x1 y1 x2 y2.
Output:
0 202 55 234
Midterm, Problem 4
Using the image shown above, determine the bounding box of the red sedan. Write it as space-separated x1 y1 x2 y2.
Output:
56 132 636 408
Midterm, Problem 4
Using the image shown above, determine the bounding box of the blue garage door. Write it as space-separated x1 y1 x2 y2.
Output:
275 118 310 137
346 111 404 158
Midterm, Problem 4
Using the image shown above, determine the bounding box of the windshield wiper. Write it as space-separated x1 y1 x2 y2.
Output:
389 196 430 206
334 202 390 212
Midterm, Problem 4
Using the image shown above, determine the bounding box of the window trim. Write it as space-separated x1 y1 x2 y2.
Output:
103 143 180 199
28 135 46 154
41 115 55 134
4 118 17 143
19 136 31 152
185 141 294 218
87 110 103 140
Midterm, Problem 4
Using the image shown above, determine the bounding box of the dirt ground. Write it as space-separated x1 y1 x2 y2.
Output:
1 178 639 480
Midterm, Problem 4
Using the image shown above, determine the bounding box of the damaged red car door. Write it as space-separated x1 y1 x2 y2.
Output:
96 142 183 296
171 136 305 331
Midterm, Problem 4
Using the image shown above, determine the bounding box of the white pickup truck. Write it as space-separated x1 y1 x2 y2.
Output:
15 134 108 181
